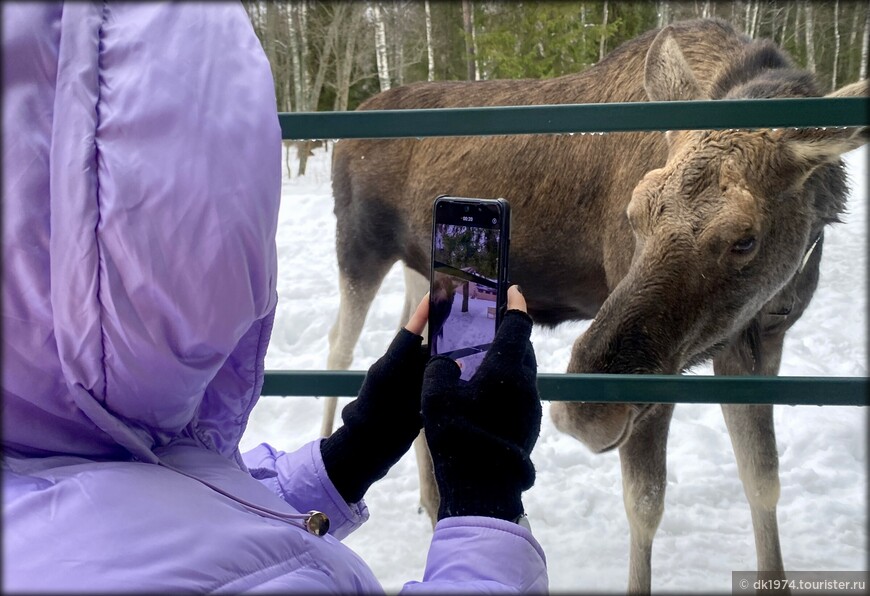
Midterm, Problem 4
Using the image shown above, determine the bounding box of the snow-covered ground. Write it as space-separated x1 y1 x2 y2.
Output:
240 143 867 594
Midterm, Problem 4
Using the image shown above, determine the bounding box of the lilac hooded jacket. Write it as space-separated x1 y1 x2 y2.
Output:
2 2 547 593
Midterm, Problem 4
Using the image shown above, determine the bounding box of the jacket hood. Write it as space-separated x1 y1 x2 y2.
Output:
2 2 281 465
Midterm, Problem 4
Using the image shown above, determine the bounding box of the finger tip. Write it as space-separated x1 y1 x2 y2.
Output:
404 294 431 335
507 285 528 312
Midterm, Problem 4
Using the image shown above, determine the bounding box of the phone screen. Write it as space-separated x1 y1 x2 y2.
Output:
430 198 508 381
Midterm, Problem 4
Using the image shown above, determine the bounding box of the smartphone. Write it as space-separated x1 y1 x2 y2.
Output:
429 196 511 381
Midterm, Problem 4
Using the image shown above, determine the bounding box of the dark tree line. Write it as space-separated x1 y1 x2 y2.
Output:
243 1 869 172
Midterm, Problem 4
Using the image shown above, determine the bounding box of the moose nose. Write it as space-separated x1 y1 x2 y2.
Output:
550 401 636 453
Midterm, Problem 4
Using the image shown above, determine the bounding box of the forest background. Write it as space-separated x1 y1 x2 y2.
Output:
243 0 870 172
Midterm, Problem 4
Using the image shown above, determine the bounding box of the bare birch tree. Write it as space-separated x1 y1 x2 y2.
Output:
373 3 391 91
804 0 816 73
264 2 283 109
425 0 435 81
657 1 670 28
861 6 869 80
750 1 761 38
462 0 478 81
846 2 860 77
744 0 752 33
287 4 303 113
471 3 480 80
777 2 791 46
299 0 311 105
333 3 366 112
389 2 406 87
297 3 346 175
599 0 609 62
793 0 801 48
831 0 840 90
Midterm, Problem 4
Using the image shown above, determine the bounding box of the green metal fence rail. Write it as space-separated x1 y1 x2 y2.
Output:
268 96 869 406
278 97 869 139
261 371 868 406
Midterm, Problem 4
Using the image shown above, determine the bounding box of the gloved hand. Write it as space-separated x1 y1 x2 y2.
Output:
320 296 430 504
422 286 541 522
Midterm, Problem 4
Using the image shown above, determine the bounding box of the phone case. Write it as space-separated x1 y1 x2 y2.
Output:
428 196 511 379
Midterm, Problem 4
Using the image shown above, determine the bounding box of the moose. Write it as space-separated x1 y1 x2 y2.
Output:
322 19 868 593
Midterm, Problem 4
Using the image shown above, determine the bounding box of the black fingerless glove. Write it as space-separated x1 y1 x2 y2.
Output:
320 328 428 504
421 310 541 522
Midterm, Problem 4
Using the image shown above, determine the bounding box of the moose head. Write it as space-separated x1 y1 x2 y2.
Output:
556 27 868 453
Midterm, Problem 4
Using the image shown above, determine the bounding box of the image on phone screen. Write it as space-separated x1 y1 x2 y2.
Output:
430 221 502 381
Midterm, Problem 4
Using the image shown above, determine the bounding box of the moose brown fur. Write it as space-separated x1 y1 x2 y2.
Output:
324 19 868 593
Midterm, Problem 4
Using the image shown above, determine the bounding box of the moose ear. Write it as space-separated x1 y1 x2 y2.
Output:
778 80 869 168
644 26 704 102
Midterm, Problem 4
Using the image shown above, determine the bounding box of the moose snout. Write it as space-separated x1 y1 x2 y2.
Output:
550 401 638 453
553 291 681 453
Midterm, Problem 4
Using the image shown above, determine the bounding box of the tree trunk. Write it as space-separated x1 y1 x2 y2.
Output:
831 0 840 90
861 6 869 80
393 1 405 86
299 0 311 107
744 0 752 34
279 3 292 113
599 0 609 62
804 0 816 73
335 4 364 113
288 3 303 113
657 1 669 28
846 1 860 80
793 0 801 49
264 2 282 110
462 0 477 81
425 0 435 81
298 4 344 176
778 3 791 46
750 1 761 38
242 1 257 26
470 3 480 80
373 3 391 91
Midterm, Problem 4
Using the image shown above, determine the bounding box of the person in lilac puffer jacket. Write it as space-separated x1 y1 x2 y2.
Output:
2 2 547 593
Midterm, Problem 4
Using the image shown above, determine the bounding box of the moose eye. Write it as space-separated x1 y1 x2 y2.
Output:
731 236 757 255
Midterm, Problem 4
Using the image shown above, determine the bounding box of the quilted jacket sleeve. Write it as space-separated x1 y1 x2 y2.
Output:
242 439 370 541
401 516 548 594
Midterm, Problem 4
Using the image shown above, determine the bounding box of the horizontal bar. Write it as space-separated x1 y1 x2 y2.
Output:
279 97 869 140
261 371 868 406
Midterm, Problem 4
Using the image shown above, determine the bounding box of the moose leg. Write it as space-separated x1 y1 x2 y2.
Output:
399 265 440 525
715 331 787 577
619 404 674 594
414 431 440 527
322 263 394 437
720 404 785 575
